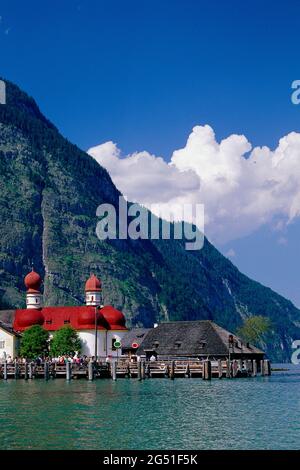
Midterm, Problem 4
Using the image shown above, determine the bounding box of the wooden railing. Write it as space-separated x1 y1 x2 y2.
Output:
0 358 271 381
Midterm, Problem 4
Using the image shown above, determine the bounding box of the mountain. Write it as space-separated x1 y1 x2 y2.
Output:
0 78 299 362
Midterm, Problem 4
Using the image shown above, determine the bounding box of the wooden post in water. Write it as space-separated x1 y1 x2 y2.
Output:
112 361 117 381
66 361 71 381
232 360 238 378
28 362 33 379
252 359 257 377
238 359 243 375
186 362 190 378
141 361 145 380
3 361 7 380
226 359 231 378
88 361 94 381
218 360 223 379
44 362 49 380
264 359 271 376
138 360 142 381
24 362 28 380
170 360 175 380
260 359 265 376
203 360 211 380
14 359 19 379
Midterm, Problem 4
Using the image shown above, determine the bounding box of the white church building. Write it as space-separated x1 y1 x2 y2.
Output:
7 269 128 358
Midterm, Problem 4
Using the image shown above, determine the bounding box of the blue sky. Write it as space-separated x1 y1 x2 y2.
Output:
1 0 300 305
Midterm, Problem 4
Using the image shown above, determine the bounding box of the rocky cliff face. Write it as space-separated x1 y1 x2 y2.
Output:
1 79 299 361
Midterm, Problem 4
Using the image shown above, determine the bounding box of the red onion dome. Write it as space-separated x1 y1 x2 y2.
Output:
85 274 101 292
78 307 104 327
101 305 126 329
17 310 44 328
24 269 42 293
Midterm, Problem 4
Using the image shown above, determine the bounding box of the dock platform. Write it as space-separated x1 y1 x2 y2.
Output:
0 359 271 381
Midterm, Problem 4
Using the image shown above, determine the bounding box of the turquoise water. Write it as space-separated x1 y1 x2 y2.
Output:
0 365 299 450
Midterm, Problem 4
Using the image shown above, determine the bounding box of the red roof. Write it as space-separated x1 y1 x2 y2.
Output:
85 274 101 292
13 305 127 332
24 270 42 293
101 305 127 330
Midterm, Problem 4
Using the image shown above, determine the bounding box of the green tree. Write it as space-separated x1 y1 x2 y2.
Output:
20 325 49 359
50 326 81 357
237 316 271 346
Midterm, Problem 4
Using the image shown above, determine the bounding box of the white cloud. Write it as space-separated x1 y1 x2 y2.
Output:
87 125 300 244
88 141 200 203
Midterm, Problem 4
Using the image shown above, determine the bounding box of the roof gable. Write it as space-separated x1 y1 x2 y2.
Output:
0 320 20 337
121 328 151 349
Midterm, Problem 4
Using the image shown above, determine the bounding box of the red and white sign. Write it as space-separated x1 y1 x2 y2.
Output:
131 342 139 349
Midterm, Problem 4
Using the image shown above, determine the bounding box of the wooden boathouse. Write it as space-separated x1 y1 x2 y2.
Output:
127 320 265 362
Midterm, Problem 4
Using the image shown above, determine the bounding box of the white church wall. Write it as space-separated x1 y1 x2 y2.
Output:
78 330 128 358
106 330 127 357
0 328 18 360
79 330 106 358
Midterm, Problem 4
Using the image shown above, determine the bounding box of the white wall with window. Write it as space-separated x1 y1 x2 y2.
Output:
0 326 19 360
78 330 127 358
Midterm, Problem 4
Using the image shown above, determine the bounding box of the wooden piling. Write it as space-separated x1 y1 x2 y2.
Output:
28 362 33 379
66 361 71 381
141 361 145 380
112 361 117 381
3 361 7 380
24 362 28 380
203 360 211 380
14 359 19 379
218 360 223 379
170 360 175 380
226 359 231 378
252 359 257 377
88 361 93 381
232 360 238 378
264 359 271 376
138 360 142 381
44 362 49 380
260 359 265 376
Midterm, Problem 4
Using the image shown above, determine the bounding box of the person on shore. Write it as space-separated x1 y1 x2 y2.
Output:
58 356 65 365
1 351 7 362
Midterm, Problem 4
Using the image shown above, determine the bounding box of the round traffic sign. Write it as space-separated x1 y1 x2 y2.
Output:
114 340 122 349
132 342 139 349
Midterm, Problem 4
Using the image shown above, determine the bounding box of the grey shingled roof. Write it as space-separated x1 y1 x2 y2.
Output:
0 319 21 337
136 320 264 357
0 310 15 327
121 328 151 349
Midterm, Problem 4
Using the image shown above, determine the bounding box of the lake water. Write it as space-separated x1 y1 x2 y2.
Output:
0 364 299 450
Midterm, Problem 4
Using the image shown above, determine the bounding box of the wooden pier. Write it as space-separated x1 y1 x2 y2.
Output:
0 358 271 381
